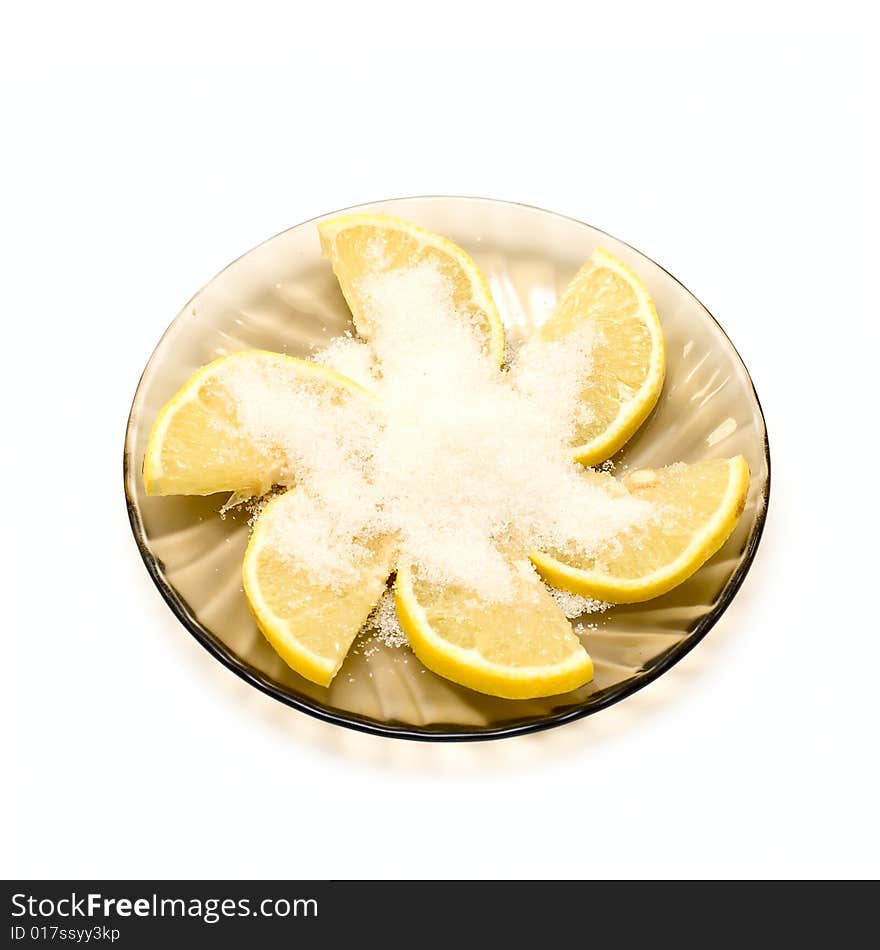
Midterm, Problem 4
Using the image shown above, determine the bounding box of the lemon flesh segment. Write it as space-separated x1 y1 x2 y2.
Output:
242 491 395 687
143 350 369 497
542 248 666 465
395 562 593 700
531 456 750 604
318 213 505 367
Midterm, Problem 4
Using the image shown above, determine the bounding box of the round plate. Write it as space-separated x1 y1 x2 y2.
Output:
124 196 770 741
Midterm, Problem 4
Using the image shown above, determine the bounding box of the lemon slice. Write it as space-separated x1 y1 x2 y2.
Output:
318 213 505 366
242 490 395 687
542 248 665 465
143 350 369 497
395 561 593 699
531 456 750 603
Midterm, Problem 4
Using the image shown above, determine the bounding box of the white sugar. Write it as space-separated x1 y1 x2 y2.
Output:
509 325 596 435
367 589 408 648
259 489 375 589
545 585 611 619
229 258 652 603
312 335 377 389
218 490 272 524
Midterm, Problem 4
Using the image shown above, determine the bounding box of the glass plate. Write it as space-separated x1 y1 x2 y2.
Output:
124 196 770 741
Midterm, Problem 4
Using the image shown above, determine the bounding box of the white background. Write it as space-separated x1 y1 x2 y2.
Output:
2 1 878 880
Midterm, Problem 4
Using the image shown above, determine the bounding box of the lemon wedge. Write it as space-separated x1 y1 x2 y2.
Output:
318 213 505 366
395 561 593 699
542 248 665 465
242 490 395 687
531 456 750 603
143 350 369 497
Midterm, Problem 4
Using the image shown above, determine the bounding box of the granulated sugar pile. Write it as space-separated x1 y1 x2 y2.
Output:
365 590 408 649
546 587 611 619
225 259 652 602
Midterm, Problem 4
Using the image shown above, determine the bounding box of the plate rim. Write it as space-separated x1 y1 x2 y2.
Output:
123 194 771 742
